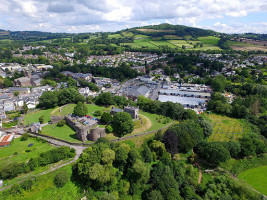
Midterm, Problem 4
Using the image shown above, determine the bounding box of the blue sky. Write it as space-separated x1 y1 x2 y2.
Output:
0 0 266 33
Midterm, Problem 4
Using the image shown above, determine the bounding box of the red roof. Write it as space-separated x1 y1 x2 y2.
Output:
0 141 10 146
0 135 11 142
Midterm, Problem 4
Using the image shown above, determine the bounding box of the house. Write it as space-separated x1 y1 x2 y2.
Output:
9 87 31 94
3 100 15 111
13 77 31 87
0 110 6 119
31 78 41 86
31 85 52 93
79 87 90 97
0 133 15 147
30 122 42 133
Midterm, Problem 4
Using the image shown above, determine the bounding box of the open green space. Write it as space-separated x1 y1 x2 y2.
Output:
121 31 134 37
23 108 55 125
226 40 252 47
133 37 159 48
0 137 54 165
203 113 252 142
37 104 172 142
0 165 84 200
108 34 122 39
41 124 83 143
121 43 143 48
149 40 177 48
238 165 267 195
198 36 220 45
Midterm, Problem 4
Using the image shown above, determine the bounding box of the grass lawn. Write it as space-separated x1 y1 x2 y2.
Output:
0 137 54 165
23 108 55 125
121 31 134 37
121 43 143 48
134 37 159 48
238 165 267 195
203 113 252 142
41 124 83 143
0 165 84 200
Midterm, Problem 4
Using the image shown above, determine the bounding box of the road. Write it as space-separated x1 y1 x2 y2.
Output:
150 81 162 100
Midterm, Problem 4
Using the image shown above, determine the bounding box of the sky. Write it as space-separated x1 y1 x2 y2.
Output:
0 0 266 34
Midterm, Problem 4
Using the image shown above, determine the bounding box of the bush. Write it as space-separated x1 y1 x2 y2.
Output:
21 133 29 141
94 110 103 117
57 119 66 127
54 170 69 188
101 112 113 124
106 125 113 133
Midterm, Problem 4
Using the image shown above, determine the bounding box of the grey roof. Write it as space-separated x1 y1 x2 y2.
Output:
0 94 9 100
160 89 211 98
127 86 150 97
158 95 206 106
111 107 123 113
9 87 30 92
15 77 30 83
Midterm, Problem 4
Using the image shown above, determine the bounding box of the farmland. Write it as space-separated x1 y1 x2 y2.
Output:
203 113 252 142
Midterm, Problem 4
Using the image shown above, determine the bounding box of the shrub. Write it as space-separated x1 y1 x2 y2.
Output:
57 119 66 127
21 133 29 141
54 170 69 188
106 125 113 133
94 110 103 116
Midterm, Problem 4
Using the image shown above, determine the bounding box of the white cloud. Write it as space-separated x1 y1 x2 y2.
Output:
0 0 265 33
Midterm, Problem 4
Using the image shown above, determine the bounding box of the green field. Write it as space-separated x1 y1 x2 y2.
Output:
108 34 122 38
0 165 84 200
149 40 177 48
198 36 220 45
121 31 134 37
238 166 267 195
0 137 53 165
134 36 159 48
226 40 252 47
41 124 84 143
203 114 251 142
23 108 55 125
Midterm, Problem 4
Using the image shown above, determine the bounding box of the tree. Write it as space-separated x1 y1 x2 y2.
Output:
113 112 134 137
58 88 85 105
38 91 59 109
21 102 28 114
54 170 70 188
195 142 231 166
57 119 66 127
199 118 213 138
13 91 19 96
227 140 241 158
147 190 164 200
163 121 204 153
39 116 44 124
211 75 227 92
95 92 114 106
21 133 29 141
101 112 113 124
73 102 88 117
105 125 113 133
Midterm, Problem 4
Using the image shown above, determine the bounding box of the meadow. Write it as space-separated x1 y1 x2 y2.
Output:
202 113 252 142
238 166 267 195
0 137 53 165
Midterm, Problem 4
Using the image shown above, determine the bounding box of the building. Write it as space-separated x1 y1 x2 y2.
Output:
9 87 31 94
124 106 139 119
30 122 42 133
158 95 206 108
0 111 6 119
110 106 139 119
124 85 150 99
13 77 31 87
0 133 15 147
65 115 100 142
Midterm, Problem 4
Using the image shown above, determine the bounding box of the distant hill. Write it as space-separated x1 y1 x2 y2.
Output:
121 23 218 38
